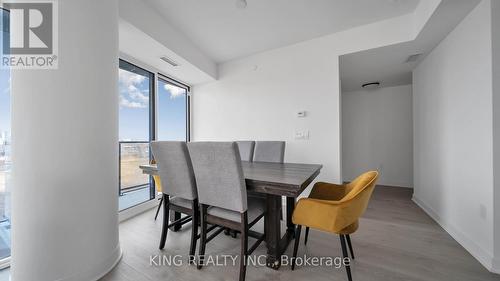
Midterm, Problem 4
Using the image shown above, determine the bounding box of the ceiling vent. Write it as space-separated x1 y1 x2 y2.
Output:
405 53 422 63
160 56 179 67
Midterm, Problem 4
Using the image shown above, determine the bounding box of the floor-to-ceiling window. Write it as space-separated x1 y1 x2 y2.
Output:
0 7 10 261
118 60 155 211
157 76 189 141
117 61 190 212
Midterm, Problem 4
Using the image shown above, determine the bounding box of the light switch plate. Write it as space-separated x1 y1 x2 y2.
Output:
294 130 309 140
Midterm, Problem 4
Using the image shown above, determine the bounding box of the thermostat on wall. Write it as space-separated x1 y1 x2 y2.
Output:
297 111 306 118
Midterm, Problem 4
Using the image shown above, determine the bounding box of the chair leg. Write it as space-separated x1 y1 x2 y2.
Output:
159 194 169 249
304 227 310 245
346 234 355 259
197 205 208 270
339 235 353 281
154 197 163 221
189 200 199 265
291 225 302 270
239 212 248 281
171 211 182 231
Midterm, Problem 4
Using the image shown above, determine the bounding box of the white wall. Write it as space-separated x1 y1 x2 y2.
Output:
191 0 444 184
119 0 217 80
11 0 121 280
342 85 413 187
491 0 500 272
193 46 341 182
192 14 416 184
413 0 495 271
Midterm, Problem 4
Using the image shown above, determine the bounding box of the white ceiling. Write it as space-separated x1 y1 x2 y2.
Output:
119 20 214 85
146 0 420 63
340 42 416 92
340 0 481 92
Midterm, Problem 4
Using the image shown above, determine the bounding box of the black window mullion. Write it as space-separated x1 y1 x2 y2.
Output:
118 59 156 203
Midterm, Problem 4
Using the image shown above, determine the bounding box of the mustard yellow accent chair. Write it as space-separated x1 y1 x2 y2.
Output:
291 171 379 281
151 159 164 220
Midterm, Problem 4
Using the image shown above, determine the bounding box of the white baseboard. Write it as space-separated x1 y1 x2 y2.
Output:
412 196 496 273
119 197 159 222
57 243 122 281
492 257 500 274
89 245 123 281
63 197 157 280
377 184 413 189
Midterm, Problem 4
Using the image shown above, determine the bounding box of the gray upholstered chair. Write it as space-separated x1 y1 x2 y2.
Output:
236 141 255 162
253 141 285 163
150 141 199 263
187 142 266 281
220 141 254 238
253 141 291 223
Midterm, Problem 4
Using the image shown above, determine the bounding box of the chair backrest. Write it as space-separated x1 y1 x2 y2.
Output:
343 171 379 201
150 141 197 200
236 141 255 162
187 142 247 212
253 141 285 163
333 171 378 231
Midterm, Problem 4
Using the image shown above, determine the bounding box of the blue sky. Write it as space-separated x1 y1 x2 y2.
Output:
119 68 150 140
157 80 186 141
0 16 10 139
119 68 186 141
0 68 9 137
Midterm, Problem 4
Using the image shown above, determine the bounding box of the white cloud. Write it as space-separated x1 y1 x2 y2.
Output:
119 69 149 108
119 95 146 109
164 84 185 99
2 77 10 95
119 70 145 86
129 88 149 103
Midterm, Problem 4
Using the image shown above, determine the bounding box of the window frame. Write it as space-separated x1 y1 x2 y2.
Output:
117 59 191 211
118 59 156 209
0 5 11 269
157 73 191 143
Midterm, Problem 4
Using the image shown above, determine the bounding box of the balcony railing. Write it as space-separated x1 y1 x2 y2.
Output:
119 141 150 195
0 141 11 260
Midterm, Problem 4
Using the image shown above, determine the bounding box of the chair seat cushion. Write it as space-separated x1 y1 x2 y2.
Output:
207 197 265 223
169 196 193 209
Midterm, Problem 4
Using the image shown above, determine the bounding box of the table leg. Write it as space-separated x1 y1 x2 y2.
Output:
286 197 296 236
170 211 182 232
265 194 282 269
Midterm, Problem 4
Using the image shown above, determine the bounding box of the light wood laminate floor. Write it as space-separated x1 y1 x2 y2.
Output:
101 186 500 281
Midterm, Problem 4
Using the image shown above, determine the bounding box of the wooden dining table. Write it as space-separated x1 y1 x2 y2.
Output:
140 161 322 269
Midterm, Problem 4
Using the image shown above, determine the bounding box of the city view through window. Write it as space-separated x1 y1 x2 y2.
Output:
118 61 154 210
0 8 11 260
118 61 188 210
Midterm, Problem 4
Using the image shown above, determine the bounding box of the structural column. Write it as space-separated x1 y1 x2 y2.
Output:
492 0 500 274
10 0 120 280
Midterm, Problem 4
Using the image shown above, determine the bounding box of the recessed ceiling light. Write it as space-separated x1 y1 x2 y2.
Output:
236 0 247 9
362 82 381 89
